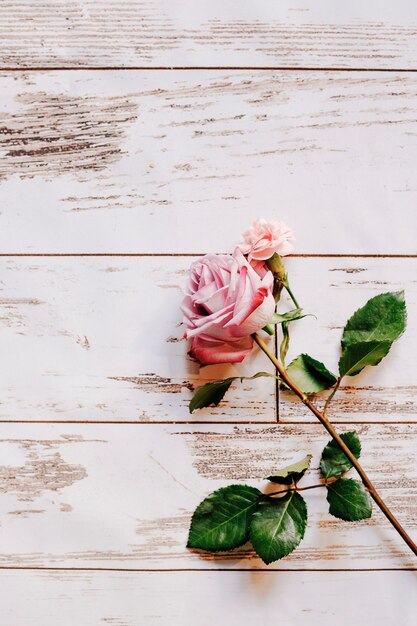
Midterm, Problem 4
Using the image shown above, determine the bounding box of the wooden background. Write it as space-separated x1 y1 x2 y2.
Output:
0 1 416 623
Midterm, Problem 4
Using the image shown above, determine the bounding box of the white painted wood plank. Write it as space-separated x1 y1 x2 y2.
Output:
1 1 417 69
0 423 415 569
0 257 275 422
1 70 417 254
1 256 415 423
279 257 417 422
1 570 416 625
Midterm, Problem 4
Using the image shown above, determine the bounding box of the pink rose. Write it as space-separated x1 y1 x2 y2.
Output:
181 248 275 364
239 218 295 261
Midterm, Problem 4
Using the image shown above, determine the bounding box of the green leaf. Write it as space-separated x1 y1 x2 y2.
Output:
339 291 406 377
270 309 308 324
250 492 308 564
320 432 361 479
286 354 337 394
189 378 234 413
339 342 393 378
266 455 312 485
341 291 406 346
326 478 372 521
280 322 290 363
187 485 262 551
189 372 279 413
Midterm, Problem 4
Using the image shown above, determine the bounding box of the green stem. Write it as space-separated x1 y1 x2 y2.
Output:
252 332 417 558
323 376 343 415
267 482 330 498
279 322 290 364
284 282 300 309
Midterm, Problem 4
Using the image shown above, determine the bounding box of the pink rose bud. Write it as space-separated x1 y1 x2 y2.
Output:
181 248 275 365
239 218 295 261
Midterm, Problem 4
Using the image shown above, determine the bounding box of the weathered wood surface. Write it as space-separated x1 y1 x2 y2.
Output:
1 71 417 254
2 570 416 625
0 256 275 422
0 256 414 423
1 1 417 69
2 1 417 618
0 423 415 569
280 257 417 422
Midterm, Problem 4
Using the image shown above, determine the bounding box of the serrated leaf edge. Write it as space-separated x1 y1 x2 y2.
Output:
326 478 372 522
320 431 361 480
250 492 308 565
187 485 263 552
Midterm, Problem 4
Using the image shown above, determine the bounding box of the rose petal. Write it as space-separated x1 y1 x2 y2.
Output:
181 247 276 365
190 336 254 364
226 290 275 337
238 290 276 336
238 218 295 261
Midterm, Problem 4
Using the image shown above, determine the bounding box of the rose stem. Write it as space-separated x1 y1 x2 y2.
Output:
252 332 417 557
284 282 300 309
267 482 329 498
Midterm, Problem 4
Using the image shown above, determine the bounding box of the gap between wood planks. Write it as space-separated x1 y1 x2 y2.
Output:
1 254 417 258
0 421 416 425
2 67 417 72
0 566 414 572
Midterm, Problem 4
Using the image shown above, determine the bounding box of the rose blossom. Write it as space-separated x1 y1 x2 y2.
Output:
181 248 275 364
239 218 295 261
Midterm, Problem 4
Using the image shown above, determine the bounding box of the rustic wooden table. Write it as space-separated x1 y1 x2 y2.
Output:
0 1 416 623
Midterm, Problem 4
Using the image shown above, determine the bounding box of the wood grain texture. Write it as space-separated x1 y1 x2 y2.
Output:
1 0 415 616
0 423 415 569
1 570 416 625
0 256 275 422
1 70 417 254
279 257 417 422
1 1 417 69
1 256 415 423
